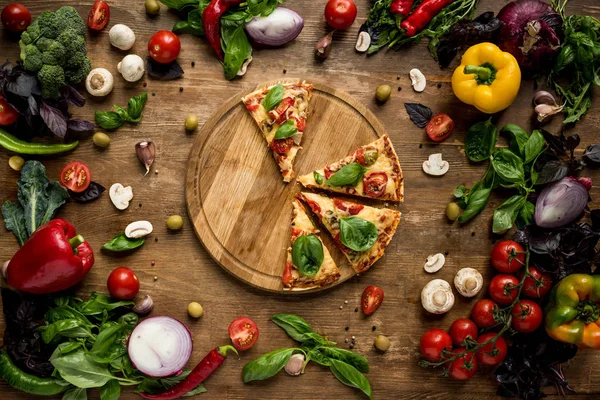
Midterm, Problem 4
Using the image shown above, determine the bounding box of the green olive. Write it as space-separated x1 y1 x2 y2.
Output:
445 202 461 221
374 335 391 351
145 0 160 15
187 302 203 318
185 114 199 131
362 150 379 166
166 215 184 231
8 156 24 171
93 132 111 148
375 85 392 103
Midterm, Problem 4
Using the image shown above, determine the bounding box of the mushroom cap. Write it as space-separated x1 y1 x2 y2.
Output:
454 268 484 298
421 279 455 314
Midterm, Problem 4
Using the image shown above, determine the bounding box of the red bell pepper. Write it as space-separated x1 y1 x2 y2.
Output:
202 0 244 61
6 219 94 294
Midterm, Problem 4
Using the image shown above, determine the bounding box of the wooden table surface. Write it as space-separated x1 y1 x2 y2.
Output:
1 0 600 399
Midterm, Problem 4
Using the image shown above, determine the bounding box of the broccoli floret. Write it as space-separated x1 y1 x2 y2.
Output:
55 7 86 36
41 42 66 66
64 56 91 85
20 44 43 72
37 11 61 39
38 65 65 99
59 32 86 60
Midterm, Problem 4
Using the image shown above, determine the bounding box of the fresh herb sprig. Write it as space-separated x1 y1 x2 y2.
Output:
95 93 148 131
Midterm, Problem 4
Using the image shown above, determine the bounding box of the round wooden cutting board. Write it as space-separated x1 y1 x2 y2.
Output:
186 81 391 293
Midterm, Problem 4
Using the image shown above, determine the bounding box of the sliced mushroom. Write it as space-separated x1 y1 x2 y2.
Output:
410 68 426 92
109 183 134 210
424 253 445 273
423 153 449 176
355 31 371 52
237 56 253 77
421 279 454 314
125 221 153 239
454 268 483 298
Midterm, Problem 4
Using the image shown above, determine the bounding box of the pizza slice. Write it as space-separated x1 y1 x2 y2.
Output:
297 192 401 274
242 81 313 182
297 135 404 202
283 199 340 290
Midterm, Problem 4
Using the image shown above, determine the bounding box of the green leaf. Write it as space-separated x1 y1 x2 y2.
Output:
492 195 527 234
501 124 529 157
126 93 148 122
320 348 369 373
270 314 316 342
76 293 134 316
274 119 298 139
325 163 366 187
339 217 378 252
158 0 198 11
99 380 120 400
223 25 252 80
524 130 546 164
2 200 27 246
41 181 69 224
95 111 124 130
17 160 51 236
50 347 116 389
172 21 203 35
242 348 298 382
464 118 498 162
87 323 127 364
313 171 324 185
63 387 87 400
40 319 94 344
491 149 525 183
291 234 324 277
102 233 145 252
517 201 535 229
458 186 492 223
183 385 207 396
329 359 373 400
262 84 284 111
306 349 331 366
135 370 192 394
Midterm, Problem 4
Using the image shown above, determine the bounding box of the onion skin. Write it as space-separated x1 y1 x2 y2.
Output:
535 177 588 228
245 7 304 48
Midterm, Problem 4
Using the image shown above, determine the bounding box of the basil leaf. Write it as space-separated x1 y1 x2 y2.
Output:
69 182 105 203
491 149 525 183
95 111 124 130
223 25 252 80
40 102 68 138
325 163 366 187
314 171 324 185
135 370 192 394
270 314 316 342
262 84 284 111
76 293 134 316
465 118 497 162
535 160 569 185
50 347 116 389
126 93 148 122
524 130 546 164
242 348 297 382
159 0 198 11
306 349 331 366
274 119 298 139
404 103 433 128
320 347 369 373
492 195 526 234
339 217 378 252
63 387 87 400
40 319 94 344
99 380 120 400
517 201 535 229
146 58 185 81
584 144 600 164
102 233 144 252
458 186 492 223
172 20 203 35
501 124 529 157
292 234 324 277
329 359 373 400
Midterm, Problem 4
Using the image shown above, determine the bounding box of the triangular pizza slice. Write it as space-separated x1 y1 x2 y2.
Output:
242 81 313 182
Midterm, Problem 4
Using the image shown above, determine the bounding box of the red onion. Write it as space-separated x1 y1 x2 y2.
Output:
497 0 562 72
128 316 192 377
245 7 304 47
535 177 588 228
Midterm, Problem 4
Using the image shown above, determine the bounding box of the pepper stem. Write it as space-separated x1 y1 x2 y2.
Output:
69 235 85 249
576 300 600 325
464 65 491 81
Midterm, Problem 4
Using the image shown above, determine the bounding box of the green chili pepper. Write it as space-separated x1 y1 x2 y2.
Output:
0 128 79 155
0 350 67 396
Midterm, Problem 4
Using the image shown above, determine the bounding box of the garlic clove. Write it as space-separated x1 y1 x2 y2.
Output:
315 31 334 59
423 153 449 176
136 140 156 176
424 253 445 273
535 103 564 123
109 183 134 210
133 295 154 315
533 90 557 106
284 353 305 376
355 31 371 53
410 68 426 92
125 221 153 239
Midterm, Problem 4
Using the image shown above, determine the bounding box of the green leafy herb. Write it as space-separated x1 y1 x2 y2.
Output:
491 149 525 183
291 234 324 277
102 233 145 252
222 24 252 81
524 130 546 164
329 358 373 400
94 112 124 130
314 171 324 185
465 118 498 162
501 124 529 157
269 314 332 345
126 93 148 122
242 348 298 383
517 200 536 229
274 119 298 139
63 387 87 400
339 217 378 252
457 185 492 223
99 380 120 400
76 293 134 316
325 163 366 187
95 93 148 130
320 347 369 373
262 84 284 111
492 195 527 234
158 0 198 11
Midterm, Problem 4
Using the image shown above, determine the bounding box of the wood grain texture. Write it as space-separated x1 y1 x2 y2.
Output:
0 0 599 399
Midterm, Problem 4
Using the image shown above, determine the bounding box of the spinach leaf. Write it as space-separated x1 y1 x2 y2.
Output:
404 103 433 128
99 380 120 400
102 233 145 252
262 84 284 111
274 119 298 139
491 149 525 183
242 348 298 383
291 234 324 277
1 201 27 246
63 387 87 400
501 124 529 157
270 314 316 342
320 347 369 373
313 171 324 185
223 25 252 80
339 217 378 252
524 130 546 164
329 359 373 400
492 195 526 234
458 186 492 223
326 163 366 187
465 118 498 162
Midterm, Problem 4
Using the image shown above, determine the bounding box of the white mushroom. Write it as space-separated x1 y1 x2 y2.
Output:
355 31 371 53
109 183 134 210
125 221 153 239
85 68 114 97
424 253 445 273
454 268 484 298
423 153 449 176
410 68 427 92
237 56 253 77
117 55 145 82
109 24 136 50
421 279 454 314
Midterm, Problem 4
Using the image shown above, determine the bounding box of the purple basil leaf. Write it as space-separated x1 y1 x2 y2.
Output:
404 103 433 128
40 102 68 138
6 73 40 97
584 144 600 165
69 182 105 203
59 85 85 107
67 119 95 134
146 57 184 80
27 96 39 116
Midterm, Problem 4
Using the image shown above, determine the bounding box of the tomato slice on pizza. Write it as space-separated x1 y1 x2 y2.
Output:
242 81 313 183
297 192 401 274
283 199 340 289
298 135 404 202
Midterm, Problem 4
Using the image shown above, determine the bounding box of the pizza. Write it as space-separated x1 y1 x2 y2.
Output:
283 199 340 289
297 192 401 274
297 135 404 202
242 81 313 182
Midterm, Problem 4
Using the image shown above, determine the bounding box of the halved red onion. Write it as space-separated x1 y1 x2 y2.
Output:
534 177 588 228
128 316 192 377
245 7 304 48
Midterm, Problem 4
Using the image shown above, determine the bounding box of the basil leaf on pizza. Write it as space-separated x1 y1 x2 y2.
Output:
325 163 366 187
262 84 284 111
313 171 324 185
292 234 324 277
274 119 298 139
339 217 378 252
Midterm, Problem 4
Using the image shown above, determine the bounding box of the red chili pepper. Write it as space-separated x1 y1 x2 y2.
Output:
6 219 94 294
139 345 238 399
400 0 454 37
202 0 245 60
390 0 414 17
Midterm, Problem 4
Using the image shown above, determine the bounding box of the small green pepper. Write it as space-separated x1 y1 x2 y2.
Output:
0 350 67 396
0 128 78 155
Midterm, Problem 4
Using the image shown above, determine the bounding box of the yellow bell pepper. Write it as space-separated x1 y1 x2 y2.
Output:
452 43 521 114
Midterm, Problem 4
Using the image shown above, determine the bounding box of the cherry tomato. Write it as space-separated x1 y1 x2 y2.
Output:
334 198 364 215
324 0 357 30
489 274 520 306
426 113 454 142
1 3 30 33
228 317 259 351
448 348 477 380
363 172 388 198
0 97 19 126
87 0 110 31
491 240 525 273
511 300 543 333
476 333 507 366
471 299 499 329
449 318 478 347
521 266 552 298
107 267 139 300
361 285 384 315
148 30 181 64
270 137 294 154
420 328 452 362
59 161 91 193
294 116 306 132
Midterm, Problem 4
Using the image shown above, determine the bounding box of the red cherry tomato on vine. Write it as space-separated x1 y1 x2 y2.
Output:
491 240 525 273
148 30 181 64
448 348 477 381
59 161 91 193
426 114 454 142
107 267 139 300
361 285 384 315
228 317 259 351
521 266 552 298
449 318 478 347
489 274 520 306
476 333 507 366
0 97 19 126
471 299 499 329
511 300 543 333
420 328 452 362
1 3 31 33
324 0 357 30
87 0 110 31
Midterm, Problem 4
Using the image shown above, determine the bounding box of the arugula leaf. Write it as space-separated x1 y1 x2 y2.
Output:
291 234 324 277
329 359 373 400
242 348 298 383
262 84 284 111
339 217 378 252
325 163 366 187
